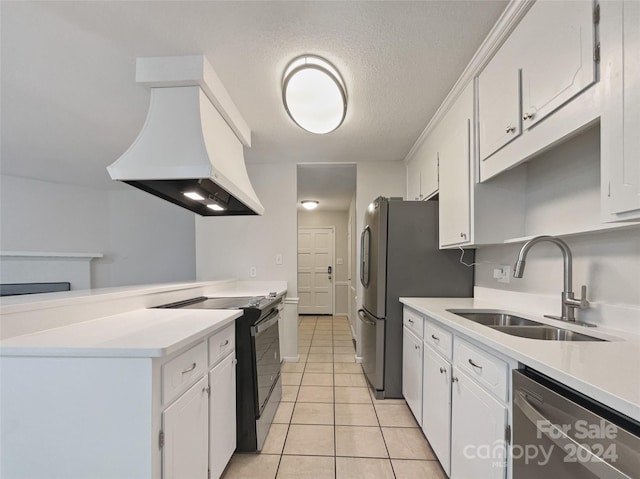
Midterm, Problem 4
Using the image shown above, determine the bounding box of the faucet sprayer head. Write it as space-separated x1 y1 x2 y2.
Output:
514 260 526 278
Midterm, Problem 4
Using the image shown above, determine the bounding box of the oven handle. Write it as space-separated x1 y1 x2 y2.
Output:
251 309 280 336
514 390 631 479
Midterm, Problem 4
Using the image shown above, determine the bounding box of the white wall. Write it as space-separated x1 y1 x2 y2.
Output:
298 209 349 314
475 228 640 308
355 161 406 357
195 163 298 296
0 175 196 289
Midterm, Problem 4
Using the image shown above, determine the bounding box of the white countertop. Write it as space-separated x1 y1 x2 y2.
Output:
0 308 242 358
400 297 640 422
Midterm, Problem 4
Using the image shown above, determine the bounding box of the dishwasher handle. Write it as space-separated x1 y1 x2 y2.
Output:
514 390 632 479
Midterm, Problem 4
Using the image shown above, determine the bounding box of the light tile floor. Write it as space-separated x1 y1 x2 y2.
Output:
222 315 447 479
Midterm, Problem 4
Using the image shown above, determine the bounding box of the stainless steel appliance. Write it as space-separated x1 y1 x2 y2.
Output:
513 369 640 478
155 295 283 452
359 197 474 399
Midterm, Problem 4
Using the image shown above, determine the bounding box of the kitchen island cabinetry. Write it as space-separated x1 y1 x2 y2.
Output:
162 376 209 479
0 309 240 479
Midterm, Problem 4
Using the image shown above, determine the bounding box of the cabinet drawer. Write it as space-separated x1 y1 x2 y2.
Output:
423 319 453 360
163 341 208 405
208 324 235 367
453 338 508 401
403 307 424 339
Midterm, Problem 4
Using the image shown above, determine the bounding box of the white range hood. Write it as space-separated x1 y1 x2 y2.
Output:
108 56 264 216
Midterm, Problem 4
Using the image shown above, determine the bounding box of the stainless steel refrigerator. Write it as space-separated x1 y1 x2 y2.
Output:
358 197 474 399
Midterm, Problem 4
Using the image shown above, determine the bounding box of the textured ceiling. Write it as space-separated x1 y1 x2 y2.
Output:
297 164 357 212
0 1 507 190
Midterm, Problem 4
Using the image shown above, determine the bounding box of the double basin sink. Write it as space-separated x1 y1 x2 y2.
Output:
447 310 605 342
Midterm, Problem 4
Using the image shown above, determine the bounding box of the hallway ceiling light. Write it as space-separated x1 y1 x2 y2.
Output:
282 55 347 135
301 200 319 210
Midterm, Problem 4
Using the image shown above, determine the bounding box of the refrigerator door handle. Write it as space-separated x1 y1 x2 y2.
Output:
357 309 377 326
360 225 371 288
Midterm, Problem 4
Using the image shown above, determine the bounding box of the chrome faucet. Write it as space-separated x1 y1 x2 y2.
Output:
513 235 590 324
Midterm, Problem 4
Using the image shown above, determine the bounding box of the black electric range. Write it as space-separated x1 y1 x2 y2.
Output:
155 294 283 452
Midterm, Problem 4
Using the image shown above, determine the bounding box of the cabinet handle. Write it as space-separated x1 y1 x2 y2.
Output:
414 344 420 350
460 232 467 239
203 385 211 395
439 367 447 374
221 339 230 347
468 358 483 370
523 112 534 121
452 376 459 383
505 126 515 133
408 319 414 324
431 334 440 343
181 362 197 374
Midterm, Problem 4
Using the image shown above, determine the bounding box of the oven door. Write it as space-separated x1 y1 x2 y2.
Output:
251 308 281 416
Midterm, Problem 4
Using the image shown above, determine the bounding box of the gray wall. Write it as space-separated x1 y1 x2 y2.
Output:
0 174 196 288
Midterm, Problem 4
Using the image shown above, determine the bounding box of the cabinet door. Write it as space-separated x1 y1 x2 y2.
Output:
478 38 521 161
518 0 597 129
402 326 423 425
162 376 209 479
407 156 422 201
608 0 640 218
419 146 438 200
450 369 507 479
209 353 237 479
422 345 452 476
438 83 473 248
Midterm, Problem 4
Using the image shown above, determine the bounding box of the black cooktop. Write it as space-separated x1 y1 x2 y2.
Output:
154 295 279 311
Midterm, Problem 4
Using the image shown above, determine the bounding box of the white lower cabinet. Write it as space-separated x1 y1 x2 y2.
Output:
422 343 452 476
0 324 237 479
402 325 423 424
208 353 237 479
162 377 209 479
450 369 507 479
406 308 513 479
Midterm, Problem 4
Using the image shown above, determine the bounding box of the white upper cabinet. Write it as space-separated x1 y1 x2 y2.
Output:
406 135 439 201
439 84 473 247
478 38 521 161
478 0 599 182
518 0 597 130
603 0 640 220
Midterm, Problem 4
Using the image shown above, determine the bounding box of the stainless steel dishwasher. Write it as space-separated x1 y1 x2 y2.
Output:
513 369 640 478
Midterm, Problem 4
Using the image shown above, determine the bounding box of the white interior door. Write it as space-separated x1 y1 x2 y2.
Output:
298 227 334 315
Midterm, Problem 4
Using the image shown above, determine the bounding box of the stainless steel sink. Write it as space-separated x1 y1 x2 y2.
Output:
447 309 606 342
490 325 605 342
448 310 543 327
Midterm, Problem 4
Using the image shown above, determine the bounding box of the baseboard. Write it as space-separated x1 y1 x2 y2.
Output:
355 355 363 363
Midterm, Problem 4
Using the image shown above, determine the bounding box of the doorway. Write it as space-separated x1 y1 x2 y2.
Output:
297 226 334 314
297 164 357 323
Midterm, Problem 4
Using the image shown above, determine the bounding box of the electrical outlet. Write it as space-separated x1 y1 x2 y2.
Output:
250 267 257 277
275 254 283 265
497 264 511 283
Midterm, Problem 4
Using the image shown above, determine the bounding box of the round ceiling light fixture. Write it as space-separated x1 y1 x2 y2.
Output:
282 55 347 135
301 200 319 210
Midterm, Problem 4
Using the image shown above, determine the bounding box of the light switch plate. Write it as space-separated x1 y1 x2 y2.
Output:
275 254 283 265
336 258 343 265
